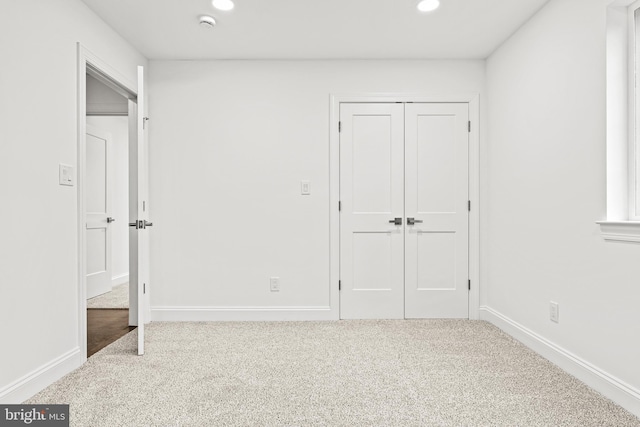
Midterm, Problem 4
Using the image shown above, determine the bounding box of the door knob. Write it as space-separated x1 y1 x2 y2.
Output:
407 218 423 225
107 217 116 223
389 218 403 226
129 220 153 229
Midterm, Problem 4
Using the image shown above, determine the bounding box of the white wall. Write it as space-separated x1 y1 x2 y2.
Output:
485 0 640 413
0 0 146 402
86 116 129 285
148 60 484 319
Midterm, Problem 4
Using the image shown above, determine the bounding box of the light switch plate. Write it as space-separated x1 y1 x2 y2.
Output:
59 164 74 186
550 301 559 323
270 277 280 292
301 180 311 195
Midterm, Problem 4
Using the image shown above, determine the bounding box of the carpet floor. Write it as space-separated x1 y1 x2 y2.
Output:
87 283 129 309
26 320 640 427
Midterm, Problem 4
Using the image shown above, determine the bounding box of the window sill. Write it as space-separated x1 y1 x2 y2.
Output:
597 221 640 244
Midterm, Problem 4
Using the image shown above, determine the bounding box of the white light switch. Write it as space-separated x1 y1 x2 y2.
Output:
550 301 559 323
59 164 74 186
301 180 311 195
270 277 280 292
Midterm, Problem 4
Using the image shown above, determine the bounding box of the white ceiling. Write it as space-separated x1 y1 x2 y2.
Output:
80 0 550 60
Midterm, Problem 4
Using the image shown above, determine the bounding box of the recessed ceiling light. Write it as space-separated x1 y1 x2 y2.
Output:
417 0 440 13
212 0 234 11
199 15 216 29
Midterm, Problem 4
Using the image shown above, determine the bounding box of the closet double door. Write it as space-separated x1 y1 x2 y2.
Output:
340 102 469 319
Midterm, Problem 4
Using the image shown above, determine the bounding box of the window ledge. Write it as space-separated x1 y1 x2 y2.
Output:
597 221 640 243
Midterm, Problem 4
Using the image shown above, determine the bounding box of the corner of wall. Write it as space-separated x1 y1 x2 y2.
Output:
480 306 640 418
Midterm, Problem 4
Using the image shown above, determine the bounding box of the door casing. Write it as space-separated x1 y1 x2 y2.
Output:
329 93 480 320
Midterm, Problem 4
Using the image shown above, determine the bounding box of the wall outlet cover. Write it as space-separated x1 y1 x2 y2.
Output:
270 277 280 292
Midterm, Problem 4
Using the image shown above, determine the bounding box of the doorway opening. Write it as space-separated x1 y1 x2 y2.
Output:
85 74 134 356
78 44 148 359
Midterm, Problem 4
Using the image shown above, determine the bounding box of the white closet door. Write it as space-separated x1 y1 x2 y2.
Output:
339 103 405 319
404 103 469 318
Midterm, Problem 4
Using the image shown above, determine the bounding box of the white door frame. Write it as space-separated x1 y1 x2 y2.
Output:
77 44 140 360
329 93 481 320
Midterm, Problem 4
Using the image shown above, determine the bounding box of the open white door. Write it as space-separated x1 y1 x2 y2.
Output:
128 66 149 355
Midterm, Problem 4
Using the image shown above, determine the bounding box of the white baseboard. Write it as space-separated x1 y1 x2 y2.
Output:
111 273 129 287
151 306 336 322
0 347 82 404
480 306 640 418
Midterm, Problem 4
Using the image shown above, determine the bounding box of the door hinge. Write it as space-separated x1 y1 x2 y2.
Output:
338 121 342 132
468 121 471 132
468 200 471 212
339 280 342 291
143 117 150 130
143 283 146 294
339 201 342 211
468 280 471 291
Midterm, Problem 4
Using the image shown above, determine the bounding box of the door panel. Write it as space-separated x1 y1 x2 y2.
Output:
416 115 457 213
405 103 469 318
416 232 456 290
86 228 107 274
86 134 107 213
352 232 393 291
340 103 405 319
352 115 393 213
85 127 112 299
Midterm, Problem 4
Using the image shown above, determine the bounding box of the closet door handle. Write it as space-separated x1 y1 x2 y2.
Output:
389 218 403 226
407 218 423 225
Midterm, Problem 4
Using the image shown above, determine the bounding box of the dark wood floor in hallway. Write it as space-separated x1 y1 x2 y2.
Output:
87 309 136 357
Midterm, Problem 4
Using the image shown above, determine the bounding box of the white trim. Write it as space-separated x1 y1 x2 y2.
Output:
78 44 139 363
480 306 640 418
151 306 333 322
605 0 640 221
629 1 640 220
468 95 481 320
111 273 130 287
0 348 82 404
329 93 481 320
597 221 640 242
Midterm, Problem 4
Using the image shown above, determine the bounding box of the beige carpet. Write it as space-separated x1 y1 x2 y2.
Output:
87 283 129 309
26 320 640 426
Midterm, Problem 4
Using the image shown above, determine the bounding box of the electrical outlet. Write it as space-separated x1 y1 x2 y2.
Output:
270 277 280 292
550 301 559 323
